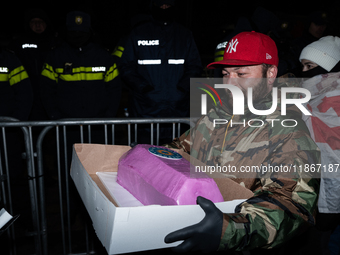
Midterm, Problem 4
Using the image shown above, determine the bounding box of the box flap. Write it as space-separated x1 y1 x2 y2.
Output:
74 144 131 206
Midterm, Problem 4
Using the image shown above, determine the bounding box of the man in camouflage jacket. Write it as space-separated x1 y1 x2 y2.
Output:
165 32 320 253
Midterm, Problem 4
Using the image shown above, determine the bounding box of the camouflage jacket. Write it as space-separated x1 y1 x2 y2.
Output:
168 88 320 251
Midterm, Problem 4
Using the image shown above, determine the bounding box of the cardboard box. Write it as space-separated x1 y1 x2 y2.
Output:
70 144 253 254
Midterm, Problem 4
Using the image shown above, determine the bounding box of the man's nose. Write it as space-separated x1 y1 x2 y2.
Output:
223 76 238 86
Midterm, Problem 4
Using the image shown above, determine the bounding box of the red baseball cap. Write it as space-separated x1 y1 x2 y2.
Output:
207 31 279 69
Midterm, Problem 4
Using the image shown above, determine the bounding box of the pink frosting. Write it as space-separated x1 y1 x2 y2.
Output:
117 144 224 206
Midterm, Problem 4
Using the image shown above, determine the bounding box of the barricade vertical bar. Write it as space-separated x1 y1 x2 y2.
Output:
0 130 7 210
178 123 181 137
80 125 84 143
1 128 12 214
0 131 5 207
172 123 176 140
36 125 52 255
0 127 16 255
63 125 73 254
156 123 159 146
151 123 154 145
128 124 131 146
112 125 115 145
134 124 137 144
88 125 91 144
28 126 42 255
111 125 115 145
0 151 5 211
56 126 67 254
104 124 108 145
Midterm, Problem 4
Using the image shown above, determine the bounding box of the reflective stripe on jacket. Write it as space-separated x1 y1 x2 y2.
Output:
40 42 121 120
0 49 32 120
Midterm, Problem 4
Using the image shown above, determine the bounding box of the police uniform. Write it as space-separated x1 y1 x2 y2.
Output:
0 48 32 120
119 9 202 120
119 5 202 143
9 8 59 121
40 42 120 119
40 11 121 120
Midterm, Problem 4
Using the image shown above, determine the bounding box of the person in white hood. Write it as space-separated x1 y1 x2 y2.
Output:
300 35 340 254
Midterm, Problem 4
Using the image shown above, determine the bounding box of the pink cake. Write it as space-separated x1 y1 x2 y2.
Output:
117 144 224 206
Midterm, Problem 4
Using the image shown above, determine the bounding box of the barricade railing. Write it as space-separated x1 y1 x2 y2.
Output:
0 117 194 255
0 117 42 255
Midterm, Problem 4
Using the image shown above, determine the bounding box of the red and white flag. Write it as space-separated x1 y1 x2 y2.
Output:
302 73 340 213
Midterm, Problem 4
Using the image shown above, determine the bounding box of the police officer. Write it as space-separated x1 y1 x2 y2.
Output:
40 10 121 120
10 8 59 121
119 0 202 144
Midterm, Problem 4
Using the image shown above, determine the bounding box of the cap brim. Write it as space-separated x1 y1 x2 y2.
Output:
207 59 263 69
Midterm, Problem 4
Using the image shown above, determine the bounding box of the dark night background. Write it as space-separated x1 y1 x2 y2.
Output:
2 0 340 68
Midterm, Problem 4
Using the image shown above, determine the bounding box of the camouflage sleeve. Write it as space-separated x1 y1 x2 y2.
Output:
163 128 192 153
218 119 320 251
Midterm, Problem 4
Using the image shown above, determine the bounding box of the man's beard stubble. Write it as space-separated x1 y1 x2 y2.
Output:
224 78 269 110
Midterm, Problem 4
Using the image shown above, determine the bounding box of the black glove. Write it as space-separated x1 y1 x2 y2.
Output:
164 196 223 253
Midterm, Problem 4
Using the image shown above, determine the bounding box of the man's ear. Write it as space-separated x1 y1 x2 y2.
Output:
267 65 278 85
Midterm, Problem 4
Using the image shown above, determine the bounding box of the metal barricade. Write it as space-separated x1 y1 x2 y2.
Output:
0 117 42 255
0 117 194 255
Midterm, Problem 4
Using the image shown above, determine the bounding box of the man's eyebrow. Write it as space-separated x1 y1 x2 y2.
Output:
223 66 249 71
232 66 249 71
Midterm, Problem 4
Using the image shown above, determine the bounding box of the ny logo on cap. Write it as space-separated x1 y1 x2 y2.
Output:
226 39 239 54
75 16 83 25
